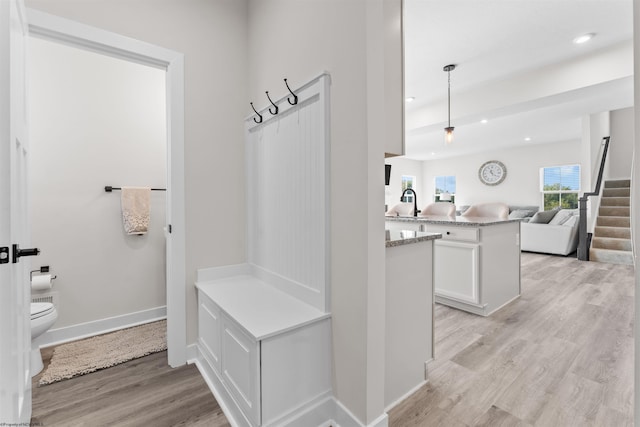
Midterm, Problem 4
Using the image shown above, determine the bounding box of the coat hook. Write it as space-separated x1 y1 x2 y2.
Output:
250 102 263 123
266 91 279 115
284 78 298 105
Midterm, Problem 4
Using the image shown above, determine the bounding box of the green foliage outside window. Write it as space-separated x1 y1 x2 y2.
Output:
543 184 578 210
541 165 580 210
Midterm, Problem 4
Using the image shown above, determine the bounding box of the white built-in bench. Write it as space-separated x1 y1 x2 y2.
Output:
195 74 333 427
195 265 331 427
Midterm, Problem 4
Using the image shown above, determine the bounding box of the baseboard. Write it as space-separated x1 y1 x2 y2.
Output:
194 343 387 427
39 306 167 348
435 294 488 316
193 345 249 427
486 295 521 316
333 399 388 427
384 379 427 413
266 392 334 427
186 342 199 364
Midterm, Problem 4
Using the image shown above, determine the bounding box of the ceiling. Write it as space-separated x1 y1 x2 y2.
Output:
403 0 634 160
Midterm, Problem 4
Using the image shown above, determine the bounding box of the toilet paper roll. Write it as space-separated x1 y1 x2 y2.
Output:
31 274 53 291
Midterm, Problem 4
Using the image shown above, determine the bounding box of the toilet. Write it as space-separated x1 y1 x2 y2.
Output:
31 302 58 376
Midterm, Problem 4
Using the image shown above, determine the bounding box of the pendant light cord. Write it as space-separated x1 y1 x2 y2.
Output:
447 70 451 128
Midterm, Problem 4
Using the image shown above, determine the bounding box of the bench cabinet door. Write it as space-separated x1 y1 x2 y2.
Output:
221 315 261 426
198 293 222 374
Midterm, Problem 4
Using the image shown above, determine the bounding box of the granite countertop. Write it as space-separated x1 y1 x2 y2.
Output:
385 229 442 248
385 215 522 226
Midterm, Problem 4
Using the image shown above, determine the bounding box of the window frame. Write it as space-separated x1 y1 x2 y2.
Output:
401 175 416 203
434 175 456 202
540 164 581 210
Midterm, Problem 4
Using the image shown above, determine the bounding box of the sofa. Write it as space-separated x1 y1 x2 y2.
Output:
520 209 579 256
461 202 510 219
457 204 539 220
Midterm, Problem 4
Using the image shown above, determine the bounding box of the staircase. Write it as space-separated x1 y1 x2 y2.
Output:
589 179 633 265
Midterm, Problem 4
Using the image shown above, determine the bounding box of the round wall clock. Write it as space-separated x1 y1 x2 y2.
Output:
478 160 507 186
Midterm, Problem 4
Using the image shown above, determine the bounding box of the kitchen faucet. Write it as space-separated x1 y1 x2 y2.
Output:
401 188 419 217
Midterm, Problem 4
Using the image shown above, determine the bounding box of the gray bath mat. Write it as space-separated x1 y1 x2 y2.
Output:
39 319 167 386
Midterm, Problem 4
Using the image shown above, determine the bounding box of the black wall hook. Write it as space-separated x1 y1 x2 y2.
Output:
284 78 298 105
265 91 279 115
250 102 263 123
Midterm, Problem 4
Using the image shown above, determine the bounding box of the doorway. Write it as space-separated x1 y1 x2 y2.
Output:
27 9 186 367
29 36 167 344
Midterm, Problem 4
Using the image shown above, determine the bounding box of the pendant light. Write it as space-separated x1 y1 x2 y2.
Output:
443 64 456 144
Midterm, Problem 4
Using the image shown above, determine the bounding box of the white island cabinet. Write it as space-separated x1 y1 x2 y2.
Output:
384 230 441 409
386 216 521 316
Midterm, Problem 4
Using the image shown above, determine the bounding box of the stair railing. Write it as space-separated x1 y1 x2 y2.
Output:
577 136 611 261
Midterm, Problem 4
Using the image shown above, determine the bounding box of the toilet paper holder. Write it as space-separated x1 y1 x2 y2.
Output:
30 265 57 282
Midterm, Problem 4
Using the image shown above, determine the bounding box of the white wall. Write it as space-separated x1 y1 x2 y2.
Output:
609 107 634 179
26 0 249 344
420 140 582 209
632 4 639 424
29 37 166 328
247 1 388 424
385 157 424 211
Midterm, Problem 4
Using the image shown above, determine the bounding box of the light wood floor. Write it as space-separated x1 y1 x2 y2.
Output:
31 349 230 426
32 252 633 426
389 252 634 426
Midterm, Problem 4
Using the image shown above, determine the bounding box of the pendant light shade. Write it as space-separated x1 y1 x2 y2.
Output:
443 64 456 144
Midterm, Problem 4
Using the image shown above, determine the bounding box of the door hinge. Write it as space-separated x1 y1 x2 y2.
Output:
0 247 8 264
168 224 172 234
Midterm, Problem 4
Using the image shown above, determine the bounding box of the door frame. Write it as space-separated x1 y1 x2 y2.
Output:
27 9 187 366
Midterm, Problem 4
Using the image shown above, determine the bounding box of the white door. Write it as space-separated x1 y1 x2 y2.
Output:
0 0 34 423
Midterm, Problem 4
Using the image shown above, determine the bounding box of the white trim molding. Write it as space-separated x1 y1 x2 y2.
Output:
26 8 187 367
194 342 389 427
39 306 166 348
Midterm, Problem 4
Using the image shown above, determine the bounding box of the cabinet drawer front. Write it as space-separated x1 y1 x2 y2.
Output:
198 293 222 374
426 225 478 242
221 316 260 426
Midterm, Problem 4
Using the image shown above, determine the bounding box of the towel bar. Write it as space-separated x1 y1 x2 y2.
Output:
104 186 166 192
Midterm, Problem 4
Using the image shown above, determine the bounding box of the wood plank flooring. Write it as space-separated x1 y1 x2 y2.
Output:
31 252 633 426
31 349 230 426
388 252 634 426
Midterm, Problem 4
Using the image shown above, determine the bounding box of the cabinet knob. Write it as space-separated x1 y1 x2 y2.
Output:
446 231 451 235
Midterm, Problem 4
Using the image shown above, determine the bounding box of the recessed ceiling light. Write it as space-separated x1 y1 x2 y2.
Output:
524 137 532 141
405 97 415 103
481 119 488 124
573 33 595 44
431 152 436 156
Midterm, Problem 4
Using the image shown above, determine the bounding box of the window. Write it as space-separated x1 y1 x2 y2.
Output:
540 165 580 210
435 175 456 202
401 175 415 202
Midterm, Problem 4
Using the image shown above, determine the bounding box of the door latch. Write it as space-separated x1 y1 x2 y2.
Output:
12 244 40 264
0 247 8 264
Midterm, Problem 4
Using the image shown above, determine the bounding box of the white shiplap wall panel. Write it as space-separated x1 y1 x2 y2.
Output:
246 74 330 312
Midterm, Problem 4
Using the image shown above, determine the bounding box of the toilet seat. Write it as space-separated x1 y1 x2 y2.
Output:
31 302 54 320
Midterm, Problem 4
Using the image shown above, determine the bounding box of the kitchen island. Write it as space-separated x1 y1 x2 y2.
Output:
386 215 521 317
384 229 441 409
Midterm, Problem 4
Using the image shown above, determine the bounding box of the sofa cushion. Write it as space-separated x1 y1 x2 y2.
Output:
563 215 578 227
508 205 539 214
529 207 560 224
548 209 577 225
509 209 537 219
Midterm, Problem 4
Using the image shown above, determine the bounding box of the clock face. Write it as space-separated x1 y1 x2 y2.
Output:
479 160 506 186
